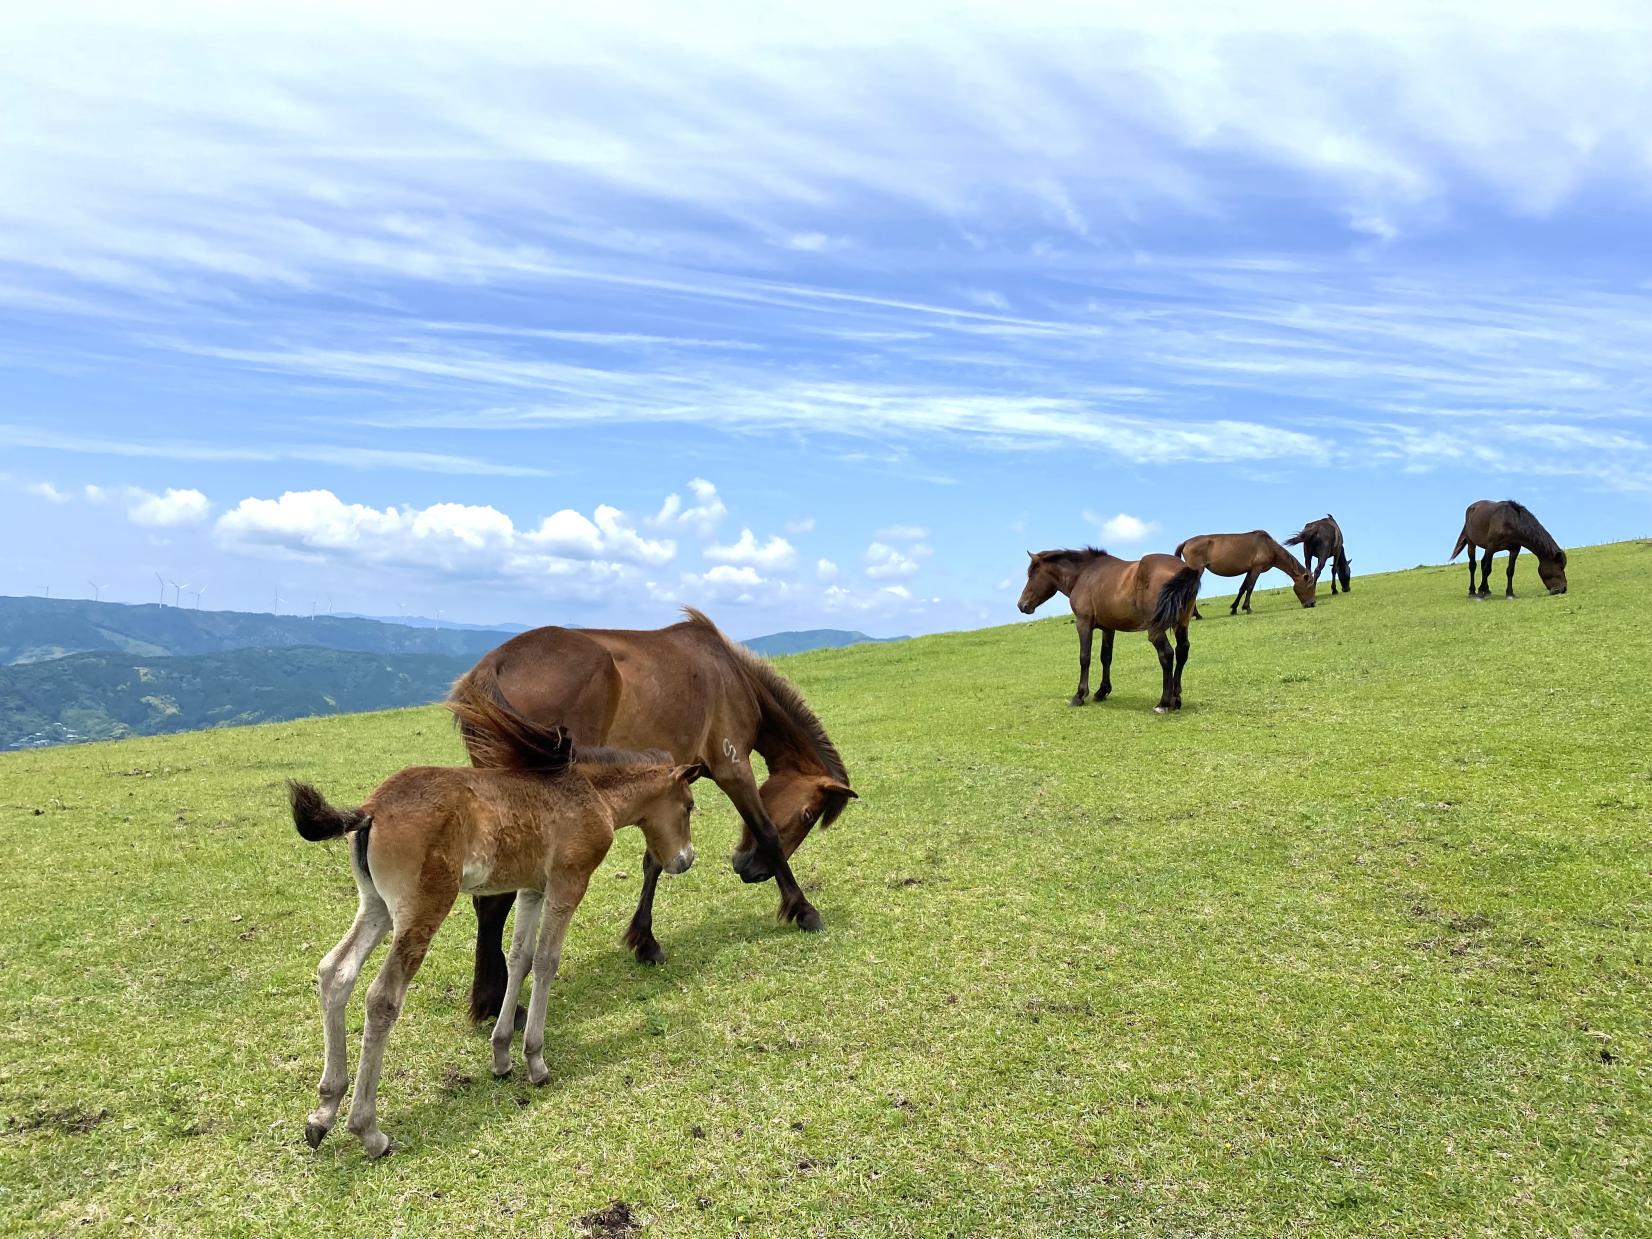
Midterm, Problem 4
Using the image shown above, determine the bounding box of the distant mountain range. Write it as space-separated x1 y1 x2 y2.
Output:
0 646 473 750
740 629 907 656
0 597 908 750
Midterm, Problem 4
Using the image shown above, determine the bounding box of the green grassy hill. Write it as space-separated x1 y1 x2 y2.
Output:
1 544 1647 1236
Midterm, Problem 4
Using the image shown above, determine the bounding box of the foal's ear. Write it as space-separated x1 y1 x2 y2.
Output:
821 779 857 800
672 761 709 785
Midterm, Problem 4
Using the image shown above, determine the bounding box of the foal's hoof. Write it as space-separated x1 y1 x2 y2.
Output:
362 1132 393 1160
303 1120 329 1149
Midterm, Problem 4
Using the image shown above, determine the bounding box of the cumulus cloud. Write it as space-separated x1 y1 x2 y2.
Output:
26 482 71 503
785 516 816 535
864 539 932 580
214 489 673 581
1084 511 1158 544
652 477 727 537
705 528 797 571
127 487 212 526
816 557 838 580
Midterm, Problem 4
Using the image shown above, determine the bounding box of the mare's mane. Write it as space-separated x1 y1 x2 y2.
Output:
1503 500 1566 564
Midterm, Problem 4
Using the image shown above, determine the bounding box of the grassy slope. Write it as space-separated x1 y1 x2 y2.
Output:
1 545 1647 1237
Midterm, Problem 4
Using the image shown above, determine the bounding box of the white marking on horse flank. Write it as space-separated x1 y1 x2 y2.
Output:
722 738 740 764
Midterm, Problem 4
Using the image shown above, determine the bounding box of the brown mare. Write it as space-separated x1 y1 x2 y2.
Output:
1450 499 1568 597
1174 531 1316 618
1285 514 1351 595
291 720 705 1159
451 608 854 1021
1018 548 1201 712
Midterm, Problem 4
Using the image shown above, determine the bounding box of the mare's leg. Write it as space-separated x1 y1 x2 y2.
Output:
621 852 666 964
1310 553 1327 585
1234 569 1261 614
468 892 515 1024
1505 546 1520 598
1172 623 1190 710
490 890 545 1077
1476 548 1494 597
523 870 593 1086
307 886 392 1148
724 770 820 931
1096 629 1116 701
1071 618 1094 706
1150 631 1175 712
1466 544 1479 596
346 888 456 1159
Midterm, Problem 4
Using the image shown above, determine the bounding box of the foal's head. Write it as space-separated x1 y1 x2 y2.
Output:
628 761 708 876
1019 549 1094 614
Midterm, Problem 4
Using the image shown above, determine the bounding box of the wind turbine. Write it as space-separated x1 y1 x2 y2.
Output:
191 585 207 610
87 581 109 603
37 584 51 599
155 572 167 606
272 588 285 615
434 607 444 629
170 580 188 608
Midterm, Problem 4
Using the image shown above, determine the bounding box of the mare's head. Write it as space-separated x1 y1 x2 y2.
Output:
629 761 708 876
1019 550 1083 614
731 768 856 881
1540 550 1568 595
1292 574 1318 608
1337 556 1352 593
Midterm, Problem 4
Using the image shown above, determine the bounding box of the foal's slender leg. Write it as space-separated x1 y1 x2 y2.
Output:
1071 618 1094 706
346 890 455 1159
490 890 545 1077
307 888 391 1148
1150 631 1175 712
1096 629 1115 701
1505 546 1520 598
621 852 666 964
1172 623 1190 710
523 871 593 1087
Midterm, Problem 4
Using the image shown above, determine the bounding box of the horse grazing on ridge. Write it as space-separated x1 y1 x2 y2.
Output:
450 608 855 1023
1285 515 1351 595
1173 531 1316 618
1451 499 1568 597
1018 547 1201 712
291 722 705 1159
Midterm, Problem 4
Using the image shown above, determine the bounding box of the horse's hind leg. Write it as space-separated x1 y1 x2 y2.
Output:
346 888 455 1159
1505 547 1519 598
1234 569 1261 615
1171 623 1190 710
1150 631 1175 713
307 887 391 1148
490 890 544 1077
1096 629 1115 701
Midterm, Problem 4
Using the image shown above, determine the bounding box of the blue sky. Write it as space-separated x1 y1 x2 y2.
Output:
3 2 1650 636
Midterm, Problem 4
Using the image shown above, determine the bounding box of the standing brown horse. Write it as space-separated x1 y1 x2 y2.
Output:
1173 531 1316 618
449 608 854 1021
1450 500 1568 597
1018 548 1201 712
1286 514 1351 595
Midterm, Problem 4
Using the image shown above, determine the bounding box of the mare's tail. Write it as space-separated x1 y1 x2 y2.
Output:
288 780 371 842
1449 525 1469 561
1284 527 1307 548
1173 537 1189 559
446 660 576 772
1152 566 1202 631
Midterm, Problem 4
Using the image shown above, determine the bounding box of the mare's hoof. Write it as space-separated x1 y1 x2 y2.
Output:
787 903 823 932
304 1121 329 1149
1153 705 1172 714
633 939 666 965
1069 694 1087 707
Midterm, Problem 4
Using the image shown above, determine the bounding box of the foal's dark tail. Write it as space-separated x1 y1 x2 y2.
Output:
288 780 371 842
1152 566 1202 631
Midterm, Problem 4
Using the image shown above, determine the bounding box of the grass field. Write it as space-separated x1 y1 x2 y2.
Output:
2 544 1649 1236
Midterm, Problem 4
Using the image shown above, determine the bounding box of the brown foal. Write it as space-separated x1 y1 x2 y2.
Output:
1174 531 1316 618
1018 548 1201 712
291 724 705 1159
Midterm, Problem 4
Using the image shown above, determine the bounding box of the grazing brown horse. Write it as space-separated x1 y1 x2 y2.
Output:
1173 531 1316 618
1286 514 1351 595
1018 548 1201 712
291 722 704 1159
450 608 854 1021
1450 499 1568 597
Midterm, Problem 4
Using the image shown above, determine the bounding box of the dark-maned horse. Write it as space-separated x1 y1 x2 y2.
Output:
1018 548 1201 712
1450 500 1568 597
449 608 855 1021
1286 514 1351 595
1174 531 1316 618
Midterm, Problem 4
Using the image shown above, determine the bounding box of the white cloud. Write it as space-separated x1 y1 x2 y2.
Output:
864 539 932 580
26 482 70 503
784 516 816 535
214 488 673 581
652 477 727 537
705 528 797 571
816 557 838 580
875 524 930 541
1084 510 1158 544
128 487 211 526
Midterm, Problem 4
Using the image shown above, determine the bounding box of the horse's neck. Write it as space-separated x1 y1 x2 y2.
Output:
1270 540 1306 580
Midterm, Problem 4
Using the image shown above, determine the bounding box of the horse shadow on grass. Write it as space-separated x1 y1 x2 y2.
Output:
301 890 854 1166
